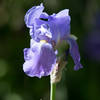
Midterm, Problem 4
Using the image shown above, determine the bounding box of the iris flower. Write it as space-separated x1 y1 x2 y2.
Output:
23 3 83 78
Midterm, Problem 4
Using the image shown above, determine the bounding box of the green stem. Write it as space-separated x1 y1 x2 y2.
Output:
50 83 56 100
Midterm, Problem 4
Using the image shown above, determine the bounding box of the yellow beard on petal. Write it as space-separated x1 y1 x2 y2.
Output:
40 40 47 43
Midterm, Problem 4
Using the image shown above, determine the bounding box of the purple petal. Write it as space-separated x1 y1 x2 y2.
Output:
34 24 52 42
24 4 71 43
23 40 56 78
25 5 70 42
24 48 32 60
56 9 69 17
40 12 49 19
24 3 44 28
49 10 70 41
38 9 71 42
67 36 83 70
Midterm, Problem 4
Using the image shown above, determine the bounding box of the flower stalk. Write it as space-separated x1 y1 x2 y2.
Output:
50 83 56 100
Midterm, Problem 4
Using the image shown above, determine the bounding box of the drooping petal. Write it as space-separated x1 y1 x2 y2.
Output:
24 3 44 28
23 40 56 78
67 36 83 70
24 48 33 61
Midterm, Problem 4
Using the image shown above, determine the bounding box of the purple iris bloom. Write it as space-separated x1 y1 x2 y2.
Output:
23 3 83 78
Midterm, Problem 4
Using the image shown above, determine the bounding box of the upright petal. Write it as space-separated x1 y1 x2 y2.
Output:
67 36 83 70
47 9 71 42
34 24 52 42
40 12 49 19
24 3 44 28
56 9 69 17
23 40 56 78
35 9 71 42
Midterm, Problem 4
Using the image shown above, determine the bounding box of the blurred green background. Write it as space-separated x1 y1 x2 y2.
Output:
0 0 100 100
